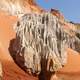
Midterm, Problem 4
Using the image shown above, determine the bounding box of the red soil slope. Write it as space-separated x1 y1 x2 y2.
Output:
59 49 80 73
0 11 38 80
0 11 80 80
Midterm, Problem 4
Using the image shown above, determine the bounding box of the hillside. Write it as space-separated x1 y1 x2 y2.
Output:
0 0 80 80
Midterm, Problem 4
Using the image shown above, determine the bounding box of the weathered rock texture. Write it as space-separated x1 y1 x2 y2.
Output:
0 0 80 79
0 0 43 16
9 12 80 75
51 9 64 20
0 62 2 80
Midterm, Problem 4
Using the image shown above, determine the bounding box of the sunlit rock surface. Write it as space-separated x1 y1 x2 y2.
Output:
0 0 80 80
0 0 43 16
9 12 80 75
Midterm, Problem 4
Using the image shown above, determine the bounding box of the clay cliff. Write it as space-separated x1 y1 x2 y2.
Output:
0 0 80 80
0 0 43 16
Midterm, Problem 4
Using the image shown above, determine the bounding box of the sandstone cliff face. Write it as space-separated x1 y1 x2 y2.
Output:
0 0 80 80
51 9 64 20
0 0 43 16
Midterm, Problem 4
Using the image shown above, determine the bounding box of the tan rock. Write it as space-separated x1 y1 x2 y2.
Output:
9 12 80 76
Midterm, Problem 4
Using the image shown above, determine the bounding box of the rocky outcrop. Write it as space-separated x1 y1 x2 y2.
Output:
9 12 80 76
71 23 80 52
0 0 80 80
0 0 43 16
51 9 64 21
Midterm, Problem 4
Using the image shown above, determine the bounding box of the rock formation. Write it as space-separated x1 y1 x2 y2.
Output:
51 9 64 20
0 0 43 17
0 0 80 80
0 62 2 80
9 12 80 77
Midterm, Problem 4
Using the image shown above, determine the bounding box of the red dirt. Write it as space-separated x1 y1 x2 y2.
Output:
59 49 80 73
0 11 38 80
58 49 80 80
0 11 80 80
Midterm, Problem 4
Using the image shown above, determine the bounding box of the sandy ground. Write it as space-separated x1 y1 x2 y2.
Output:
57 49 80 80
0 11 80 80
